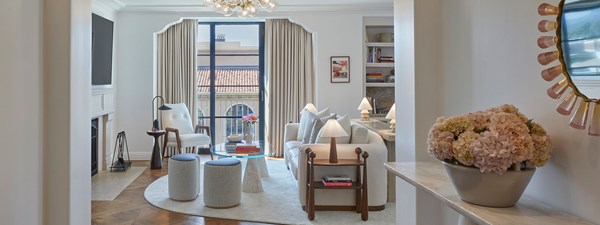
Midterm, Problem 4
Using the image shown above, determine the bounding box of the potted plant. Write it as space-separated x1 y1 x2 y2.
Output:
427 104 552 207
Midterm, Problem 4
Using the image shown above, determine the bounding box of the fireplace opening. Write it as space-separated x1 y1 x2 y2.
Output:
92 118 99 176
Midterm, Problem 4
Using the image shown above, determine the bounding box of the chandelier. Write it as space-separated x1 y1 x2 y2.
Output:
203 0 278 17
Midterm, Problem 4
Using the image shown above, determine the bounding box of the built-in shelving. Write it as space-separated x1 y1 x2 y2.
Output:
363 17 395 116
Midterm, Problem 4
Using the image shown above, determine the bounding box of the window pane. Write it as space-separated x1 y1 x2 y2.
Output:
215 25 259 54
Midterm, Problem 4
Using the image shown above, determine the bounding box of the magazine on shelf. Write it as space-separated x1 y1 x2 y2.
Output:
323 175 352 182
321 178 353 187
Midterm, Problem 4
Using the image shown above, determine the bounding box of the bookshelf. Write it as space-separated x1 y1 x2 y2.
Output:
363 17 395 116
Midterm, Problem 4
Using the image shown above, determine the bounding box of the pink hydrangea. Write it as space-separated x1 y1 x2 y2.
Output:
426 104 552 174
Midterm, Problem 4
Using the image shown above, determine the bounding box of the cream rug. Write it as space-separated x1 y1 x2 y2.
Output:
144 160 395 225
92 167 146 201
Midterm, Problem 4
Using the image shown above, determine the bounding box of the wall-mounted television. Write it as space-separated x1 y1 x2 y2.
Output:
92 13 114 86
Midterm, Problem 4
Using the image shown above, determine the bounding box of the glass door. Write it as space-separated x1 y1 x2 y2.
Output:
197 22 265 145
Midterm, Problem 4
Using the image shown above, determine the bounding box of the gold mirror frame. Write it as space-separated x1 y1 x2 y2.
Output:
538 0 600 136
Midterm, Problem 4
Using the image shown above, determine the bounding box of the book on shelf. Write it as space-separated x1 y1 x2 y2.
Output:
322 178 353 187
323 175 352 182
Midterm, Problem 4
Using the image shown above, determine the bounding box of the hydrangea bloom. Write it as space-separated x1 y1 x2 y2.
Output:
427 104 552 174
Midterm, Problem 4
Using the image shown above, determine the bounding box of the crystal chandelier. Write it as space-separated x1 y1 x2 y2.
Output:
203 0 278 17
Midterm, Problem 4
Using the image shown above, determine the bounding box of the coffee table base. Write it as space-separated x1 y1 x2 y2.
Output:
243 158 264 193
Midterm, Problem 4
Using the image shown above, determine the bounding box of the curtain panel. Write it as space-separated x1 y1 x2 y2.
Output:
156 19 198 125
266 19 315 158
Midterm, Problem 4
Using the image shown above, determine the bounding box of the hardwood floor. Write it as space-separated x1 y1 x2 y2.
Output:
92 156 274 225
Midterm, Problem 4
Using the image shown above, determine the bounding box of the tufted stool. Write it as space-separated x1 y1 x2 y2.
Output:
168 154 199 201
203 158 242 208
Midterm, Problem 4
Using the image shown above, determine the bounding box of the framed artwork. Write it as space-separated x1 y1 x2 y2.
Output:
330 56 350 83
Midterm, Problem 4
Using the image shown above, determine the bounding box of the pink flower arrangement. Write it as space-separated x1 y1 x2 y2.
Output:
427 104 552 174
242 113 258 126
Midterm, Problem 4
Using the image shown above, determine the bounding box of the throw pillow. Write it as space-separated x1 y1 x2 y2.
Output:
350 125 369 144
315 114 352 144
297 108 330 141
308 114 337 144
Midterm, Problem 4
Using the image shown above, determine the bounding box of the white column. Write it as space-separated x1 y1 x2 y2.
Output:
43 0 92 224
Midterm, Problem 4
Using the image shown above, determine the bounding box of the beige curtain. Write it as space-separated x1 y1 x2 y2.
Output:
156 19 198 125
266 19 315 158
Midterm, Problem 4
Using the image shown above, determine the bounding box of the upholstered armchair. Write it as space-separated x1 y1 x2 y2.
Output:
161 103 212 159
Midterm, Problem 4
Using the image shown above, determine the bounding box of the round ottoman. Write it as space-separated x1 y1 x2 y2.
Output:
203 158 242 208
168 154 199 201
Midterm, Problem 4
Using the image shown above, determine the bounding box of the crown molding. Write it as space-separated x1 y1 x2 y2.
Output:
93 0 126 20
118 3 393 14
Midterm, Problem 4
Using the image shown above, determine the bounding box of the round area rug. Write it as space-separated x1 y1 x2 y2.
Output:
144 159 395 225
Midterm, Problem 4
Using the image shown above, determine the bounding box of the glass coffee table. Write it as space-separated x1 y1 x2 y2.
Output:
211 141 274 193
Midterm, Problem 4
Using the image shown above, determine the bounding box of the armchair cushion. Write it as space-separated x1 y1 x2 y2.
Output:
165 133 211 148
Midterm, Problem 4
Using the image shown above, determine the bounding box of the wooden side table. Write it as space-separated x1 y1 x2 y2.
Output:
146 130 166 169
305 148 369 221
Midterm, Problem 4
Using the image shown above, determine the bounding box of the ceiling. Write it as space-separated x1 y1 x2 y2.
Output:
119 0 393 7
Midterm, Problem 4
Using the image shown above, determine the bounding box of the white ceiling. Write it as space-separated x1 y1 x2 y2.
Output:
119 0 393 6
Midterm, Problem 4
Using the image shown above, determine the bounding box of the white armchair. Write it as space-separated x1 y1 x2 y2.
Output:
161 103 212 158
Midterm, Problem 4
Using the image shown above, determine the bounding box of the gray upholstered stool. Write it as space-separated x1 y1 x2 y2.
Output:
203 158 242 208
168 154 199 201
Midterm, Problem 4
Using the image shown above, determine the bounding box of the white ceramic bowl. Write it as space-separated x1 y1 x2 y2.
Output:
227 134 243 142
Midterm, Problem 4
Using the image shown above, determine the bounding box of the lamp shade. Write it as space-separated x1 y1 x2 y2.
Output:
357 97 373 111
320 119 348 138
302 103 318 114
158 105 172 110
386 103 396 120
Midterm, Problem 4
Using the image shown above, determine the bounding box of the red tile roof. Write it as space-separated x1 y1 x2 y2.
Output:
197 66 259 93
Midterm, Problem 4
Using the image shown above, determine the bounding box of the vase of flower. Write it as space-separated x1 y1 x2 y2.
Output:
427 104 552 207
242 113 258 144
244 124 254 143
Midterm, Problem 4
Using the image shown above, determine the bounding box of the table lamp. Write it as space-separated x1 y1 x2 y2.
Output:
320 119 349 163
386 103 396 132
357 97 373 121
152 96 171 131
302 103 318 114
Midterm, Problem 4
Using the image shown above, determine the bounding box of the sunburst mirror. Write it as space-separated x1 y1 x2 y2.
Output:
538 0 600 136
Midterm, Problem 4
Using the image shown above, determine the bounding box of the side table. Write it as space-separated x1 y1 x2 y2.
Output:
147 130 166 169
305 148 369 221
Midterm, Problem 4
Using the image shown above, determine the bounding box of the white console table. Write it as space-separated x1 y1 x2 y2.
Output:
385 162 594 225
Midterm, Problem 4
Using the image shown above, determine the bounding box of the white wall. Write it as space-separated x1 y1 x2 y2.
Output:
115 10 392 158
396 0 600 224
0 1 43 224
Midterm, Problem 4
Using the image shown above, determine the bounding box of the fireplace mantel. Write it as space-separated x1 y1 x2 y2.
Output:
92 89 116 173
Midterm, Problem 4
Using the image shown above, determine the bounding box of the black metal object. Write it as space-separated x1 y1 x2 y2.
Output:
152 96 171 130
110 131 131 172
91 118 99 176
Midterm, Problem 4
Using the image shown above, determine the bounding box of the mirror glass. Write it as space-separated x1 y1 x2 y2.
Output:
561 0 600 98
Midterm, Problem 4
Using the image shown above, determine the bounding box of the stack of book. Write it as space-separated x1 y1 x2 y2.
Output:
366 73 385 82
235 143 260 153
379 56 394 63
322 176 353 187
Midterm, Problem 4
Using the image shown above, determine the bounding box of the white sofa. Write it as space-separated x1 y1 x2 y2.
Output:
284 122 388 209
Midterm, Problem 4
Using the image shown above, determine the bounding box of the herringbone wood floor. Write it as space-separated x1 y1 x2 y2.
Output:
92 156 274 225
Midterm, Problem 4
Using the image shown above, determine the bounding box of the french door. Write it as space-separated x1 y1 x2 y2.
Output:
196 22 265 145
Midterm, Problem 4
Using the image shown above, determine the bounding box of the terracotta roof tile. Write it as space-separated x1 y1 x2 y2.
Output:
197 66 259 93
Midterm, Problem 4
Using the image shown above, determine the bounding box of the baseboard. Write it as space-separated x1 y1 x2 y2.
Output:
128 152 152 161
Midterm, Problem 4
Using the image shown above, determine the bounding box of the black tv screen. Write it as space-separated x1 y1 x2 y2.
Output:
92 13 114 85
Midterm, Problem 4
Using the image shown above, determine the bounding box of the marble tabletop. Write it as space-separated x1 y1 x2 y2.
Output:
352 118 395 141
385 162 595 225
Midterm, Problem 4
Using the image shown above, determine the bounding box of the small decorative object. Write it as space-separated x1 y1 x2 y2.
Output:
242 113 258 143
331 56 350 83
376 32 394 42
320 119 349 163
357 97 373 121
227 134 243 143
151 96 171 131
386 103 396 131
427 104 552 207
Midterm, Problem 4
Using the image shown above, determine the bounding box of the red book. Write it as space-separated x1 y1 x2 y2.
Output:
322 180 353 187
235 146 260 153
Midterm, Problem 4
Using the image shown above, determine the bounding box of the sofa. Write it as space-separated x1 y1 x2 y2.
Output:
284 121 388 209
